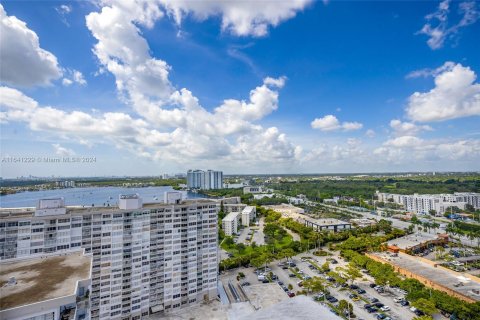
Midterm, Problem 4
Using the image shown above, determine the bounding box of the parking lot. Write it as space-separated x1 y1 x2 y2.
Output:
219 249 452 320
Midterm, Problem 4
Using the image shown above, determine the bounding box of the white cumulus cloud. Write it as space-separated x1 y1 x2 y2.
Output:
159 0 312 37
311 115 363 132
389 119 433 136
52 144 76 157
0 4 62 87
406 62 480 122
62 69 87 86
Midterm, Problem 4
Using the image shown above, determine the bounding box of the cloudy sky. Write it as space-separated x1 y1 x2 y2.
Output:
1 0 479 178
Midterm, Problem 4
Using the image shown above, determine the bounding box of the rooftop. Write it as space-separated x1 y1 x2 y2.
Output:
372 252 480 302
0 252 91 310
0 198 216 220
242 206 256 213
223 211 241 222
386 233 440 250
304 217 351 226
237 295 341 320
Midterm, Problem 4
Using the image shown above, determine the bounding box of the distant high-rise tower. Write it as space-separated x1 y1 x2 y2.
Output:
187 170 223 190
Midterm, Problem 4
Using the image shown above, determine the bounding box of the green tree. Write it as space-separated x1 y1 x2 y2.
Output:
346 263 362 285
412 298 437 316
465 204 475 212
321 261 330 273
250 256 265 270
302 277 325 295
413 316 433 320
223 236 234 247
338 299 354 317
378 219 393 233
282 248 295 262
236 243 246 253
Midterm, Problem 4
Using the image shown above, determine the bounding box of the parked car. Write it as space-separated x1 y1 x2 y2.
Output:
369 283 377 288
366 306 377 313
287 292 295 298
377 314 387 320
393 297 403 303
289 273 296 277
414 310 425 316
241 282 250 286
278 281 284 286
363 304 372 309
282 286 289 292
326 295 338 303
357 289 366 294
380 306 390 311
374 302 384 308
262 279 269 283
349 294 358 299
400 300 410 307
370 298 379 303
350 284 359 290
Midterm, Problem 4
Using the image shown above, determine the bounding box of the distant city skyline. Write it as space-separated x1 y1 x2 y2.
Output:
1 1 480 178
2 170 480 180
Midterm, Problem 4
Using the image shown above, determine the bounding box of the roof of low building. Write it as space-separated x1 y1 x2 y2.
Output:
237 295 341 320
223 211 241 221
371 252 480 302
386 233 441 250
0 252 91 310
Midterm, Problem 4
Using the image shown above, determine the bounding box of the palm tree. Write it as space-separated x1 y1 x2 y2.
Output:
431 222 440 234
303 277 325 296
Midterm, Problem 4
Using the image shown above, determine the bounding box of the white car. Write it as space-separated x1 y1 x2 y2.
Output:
410 307 417 312
393 297 403 303
380 306 391 311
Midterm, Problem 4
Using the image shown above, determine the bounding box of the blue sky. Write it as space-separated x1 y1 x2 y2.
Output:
1 0 479 178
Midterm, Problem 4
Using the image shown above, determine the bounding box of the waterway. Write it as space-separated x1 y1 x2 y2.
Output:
0 186 205 208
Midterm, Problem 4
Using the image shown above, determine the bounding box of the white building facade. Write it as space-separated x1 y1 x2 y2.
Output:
186 170 223 190
376 191 479 215
222 211 240 236
0 197 219 319
241 206 256 227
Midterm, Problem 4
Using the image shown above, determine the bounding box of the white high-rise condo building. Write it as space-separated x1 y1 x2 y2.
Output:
186 169 223 190
0 194 219 320
376 191 480 215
